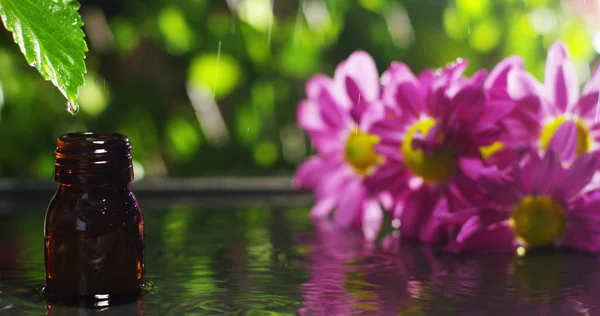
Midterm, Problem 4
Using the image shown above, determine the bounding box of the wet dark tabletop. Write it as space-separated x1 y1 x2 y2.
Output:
2 197 600 315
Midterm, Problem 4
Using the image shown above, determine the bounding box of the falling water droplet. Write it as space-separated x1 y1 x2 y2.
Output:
267 0 275 44
67 101 80 115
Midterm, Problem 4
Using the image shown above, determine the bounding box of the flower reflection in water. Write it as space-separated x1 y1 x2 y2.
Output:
297 221 407 315
297 221 600 315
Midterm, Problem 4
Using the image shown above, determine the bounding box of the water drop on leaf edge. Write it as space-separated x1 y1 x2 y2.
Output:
67 101 79 115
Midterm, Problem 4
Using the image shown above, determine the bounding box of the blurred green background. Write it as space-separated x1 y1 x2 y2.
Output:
0 0 597 179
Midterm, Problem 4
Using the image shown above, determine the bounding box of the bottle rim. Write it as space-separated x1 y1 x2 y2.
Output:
55 132 134 184
58 132 131 149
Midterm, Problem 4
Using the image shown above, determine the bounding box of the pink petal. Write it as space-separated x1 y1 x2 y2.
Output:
365 165 409 194
293 156 329 189
477 167 522 205
361 199 383 241
419 196 451 243
418 120 444 150
455 211 511 244
426 85 450 118
500 100 543 140
530 150 561 195
306 75 333 99
478 100 516 125
554 152 598 200
370 119 404 144
382 62 424 121
310 197 337 220
375 143 403 162
544 42 579 112
446 217 516 254
345 76 363 108
389 81 424 121
507 69 545 101
417 69 434 89
583 64 600 95
458 156 485 180
314 162 351 198
499 116 540 146
444 58 468 82
486 147 519 170
316 89 354 129
574 92 600 122
469 124 502 146
383 61 416 83
358 100 386 131
547 119 578 164
378 190 394 211
467 69 489 86
452 84 486 122
484 55 524 91
435 207 482 225
333 178 366 228
307 130 345 156
396 186 438 239
563 193 600 253
334 51 380 103
515 150 541 193
297 100 326 132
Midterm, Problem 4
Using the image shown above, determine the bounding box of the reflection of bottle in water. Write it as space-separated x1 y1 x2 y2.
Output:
44 132 145 305
46 297 145 315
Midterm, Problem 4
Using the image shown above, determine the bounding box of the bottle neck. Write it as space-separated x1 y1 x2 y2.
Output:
55 166 133 186
53 132 135 186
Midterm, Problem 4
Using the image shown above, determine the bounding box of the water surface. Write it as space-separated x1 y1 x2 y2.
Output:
2 199 600 315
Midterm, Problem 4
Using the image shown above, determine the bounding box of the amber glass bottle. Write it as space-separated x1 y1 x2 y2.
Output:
44 132 145 304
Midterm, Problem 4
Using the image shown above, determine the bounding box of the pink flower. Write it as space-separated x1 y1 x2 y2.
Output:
445 148 600 254
368 58 520 243
501 41 600 165
294 51 388 241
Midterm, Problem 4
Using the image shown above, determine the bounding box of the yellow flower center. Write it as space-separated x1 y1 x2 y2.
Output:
540 116 592 157
401 118 454 183
509 195 566 248
480 141 504 160
344 128 383 176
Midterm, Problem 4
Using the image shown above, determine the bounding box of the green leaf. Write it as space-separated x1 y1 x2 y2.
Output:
0 0 87 112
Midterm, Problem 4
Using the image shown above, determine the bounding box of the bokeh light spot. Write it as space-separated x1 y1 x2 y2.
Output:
358 0 385 12
469 19 501 52
443 7 469 41
561 19 593 60
239 0 273 31
188 53 242 99
457 0 490 19
253 140 279 167
158 6 194 54
167 117 202 162
79 74 109 117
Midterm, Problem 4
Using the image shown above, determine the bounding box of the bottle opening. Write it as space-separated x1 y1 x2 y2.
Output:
57 132 131 152
55 132 134 185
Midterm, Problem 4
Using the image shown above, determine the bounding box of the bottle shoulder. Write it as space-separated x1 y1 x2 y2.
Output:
46 185 142 235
